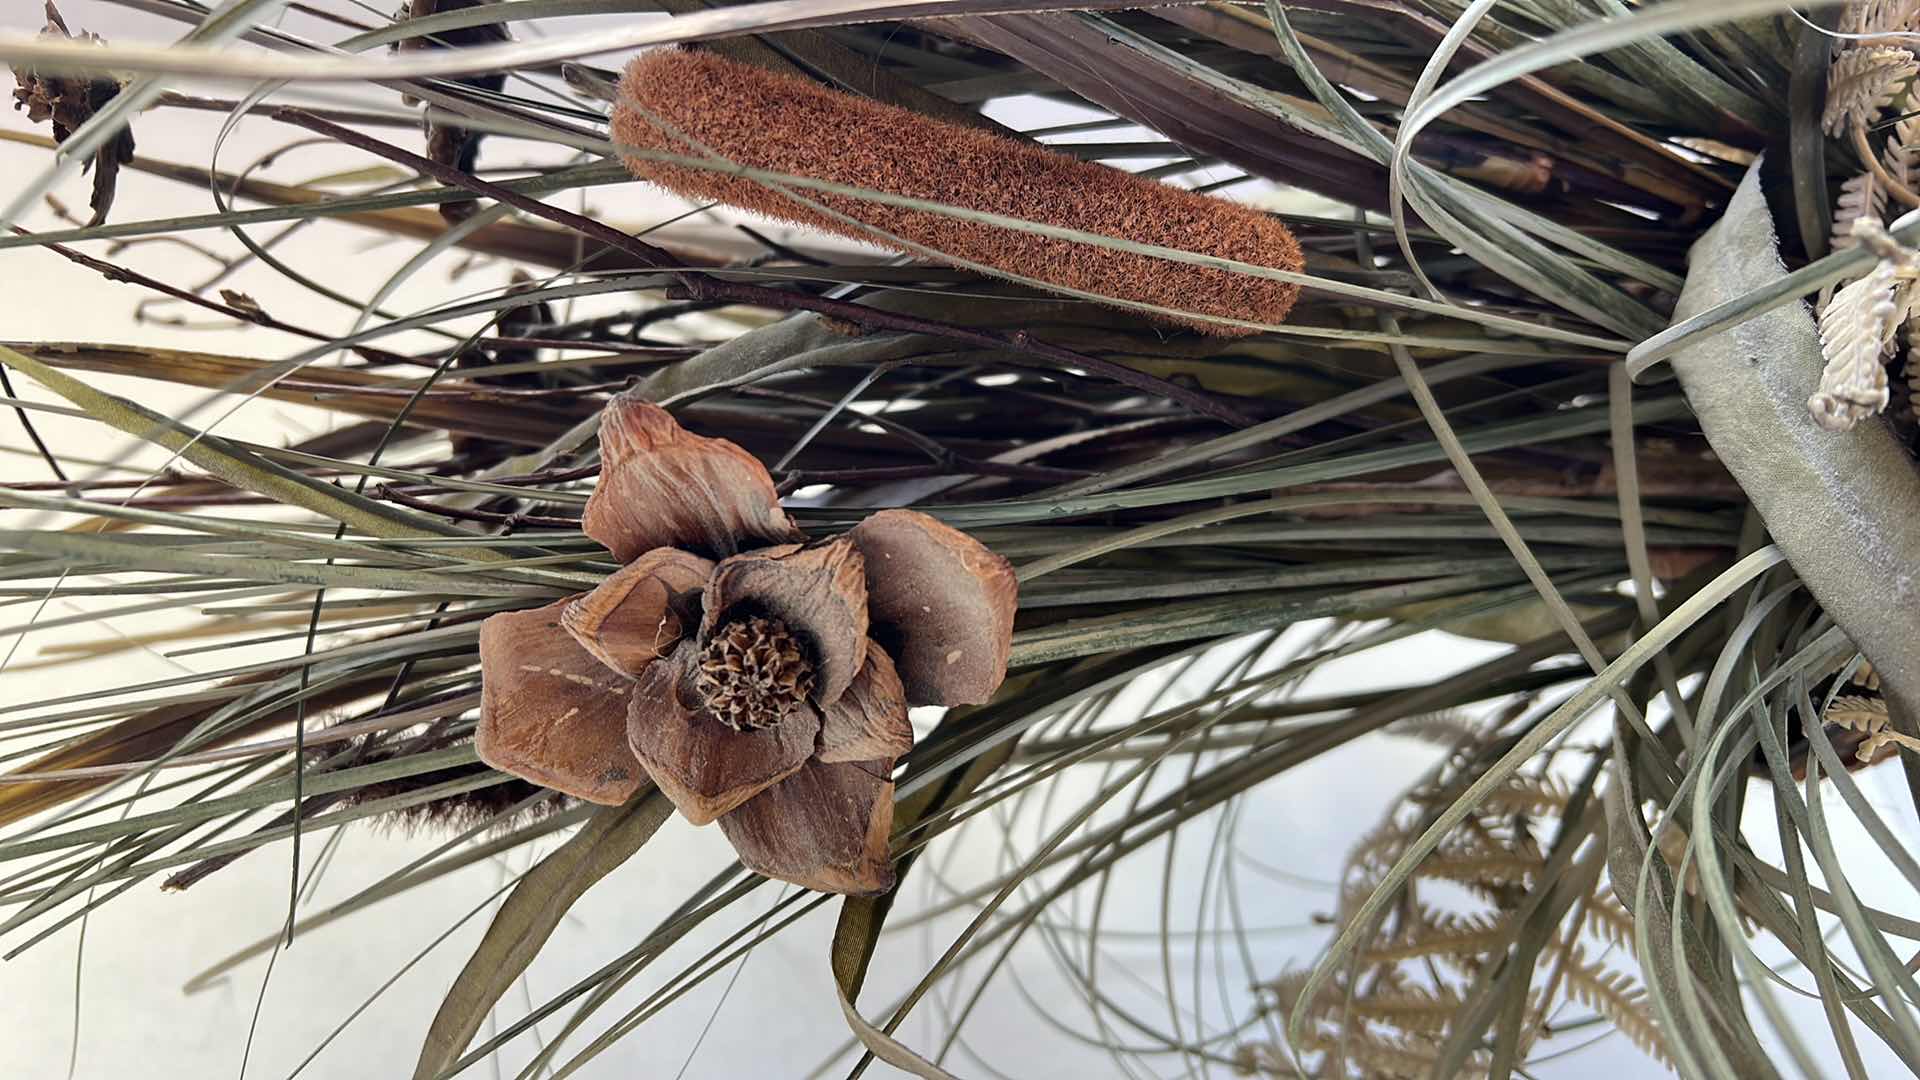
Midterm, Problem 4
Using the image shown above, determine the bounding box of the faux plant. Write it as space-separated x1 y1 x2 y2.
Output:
475 393 1015 894
6 2 1920 1077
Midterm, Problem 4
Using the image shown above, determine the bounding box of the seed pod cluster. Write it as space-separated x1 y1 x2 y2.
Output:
612 49 1303 336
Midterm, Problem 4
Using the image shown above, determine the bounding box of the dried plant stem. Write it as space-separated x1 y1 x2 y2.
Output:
1855 121 1920 208
267 107 1259 427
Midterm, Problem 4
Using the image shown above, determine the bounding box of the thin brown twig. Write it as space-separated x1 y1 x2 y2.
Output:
11 225 412 366
372 484 578 529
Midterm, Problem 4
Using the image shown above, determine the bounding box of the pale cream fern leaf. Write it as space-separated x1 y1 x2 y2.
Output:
1888 95 1920 193
1813 230 1906 430
1825 47 1918 136
1847 0 1920 33
1823 693 1920 762
1832 172 1888 252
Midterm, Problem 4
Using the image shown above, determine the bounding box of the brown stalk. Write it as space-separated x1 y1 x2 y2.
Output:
611 50 1303 336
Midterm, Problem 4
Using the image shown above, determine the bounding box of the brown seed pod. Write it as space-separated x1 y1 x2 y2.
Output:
612 49 1303 337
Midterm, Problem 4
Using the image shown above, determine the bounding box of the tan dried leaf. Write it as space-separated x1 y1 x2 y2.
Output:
1831 172 1887 253
1825 47 1919 136
8 1 133 225
845 509 1017 707
1563 950 1672 1067
1812 222 1915 430
559 547 709 677
1842 0 1920 34
475 599 648 805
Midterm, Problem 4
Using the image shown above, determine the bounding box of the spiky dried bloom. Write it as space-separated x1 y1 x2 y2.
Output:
1812 219 1920 430
612 49 1302 337
8 1 132 225
1824 47 1919 137
1247 742 1669 1078
474 391 1017 894
695 615 817 730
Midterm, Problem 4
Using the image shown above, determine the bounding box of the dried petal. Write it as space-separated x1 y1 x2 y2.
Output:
476 599 647 805
846 510 1017 706
560 547 712 676
627 644 819 825
818 646 912 764
584 393 803 562
717 757 895 895
9 2 133 225
701 538 869 707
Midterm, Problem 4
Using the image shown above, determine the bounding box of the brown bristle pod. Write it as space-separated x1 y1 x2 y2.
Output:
611 49 1303 337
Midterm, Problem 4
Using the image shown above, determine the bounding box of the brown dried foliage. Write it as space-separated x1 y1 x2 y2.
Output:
8 1 133 225
1246 752 1669 1077
396 0 512 223
612 49 1302 336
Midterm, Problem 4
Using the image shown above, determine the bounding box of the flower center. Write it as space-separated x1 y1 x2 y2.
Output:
694 616 816 730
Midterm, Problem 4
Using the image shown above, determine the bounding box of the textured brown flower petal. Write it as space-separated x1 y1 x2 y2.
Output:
560 547 712 676
584 393 803 562
626 644 819 825
846 509 1017 706
11 3 134 226
476 599 646 805
717 757 895 895
817 645 912 764
701 537 869 707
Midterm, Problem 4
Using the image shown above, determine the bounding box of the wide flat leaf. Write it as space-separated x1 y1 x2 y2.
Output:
1667 162 1920 723
413 788 671 1080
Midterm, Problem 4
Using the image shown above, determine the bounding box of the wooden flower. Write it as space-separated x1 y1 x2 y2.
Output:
476 392 1017 895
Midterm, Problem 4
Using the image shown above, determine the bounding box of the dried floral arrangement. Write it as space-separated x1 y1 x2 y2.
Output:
1241 741 1670 1078
6 0 1920 1077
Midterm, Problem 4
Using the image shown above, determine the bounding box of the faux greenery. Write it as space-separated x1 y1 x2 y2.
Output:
3 0 1920 1076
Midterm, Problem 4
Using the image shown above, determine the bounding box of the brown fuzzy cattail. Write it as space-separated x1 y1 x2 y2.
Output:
611 49 1302 336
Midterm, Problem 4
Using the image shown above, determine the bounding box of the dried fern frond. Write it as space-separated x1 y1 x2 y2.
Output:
1468 775 1573 817
1581 890 1637 951
1383 709 1487 748
1417 840 1542 889
1832 172 1888 252
1563 951 1672 1067
1346 985 1468 1035
1361 908 1515 967
1824 693 1920 763
1267 732 1672 1077
1298 1027 1488 1080
1812 220 1920 430
1842 0 1920 34
1825 47 1919 136
1888 97 1920 194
